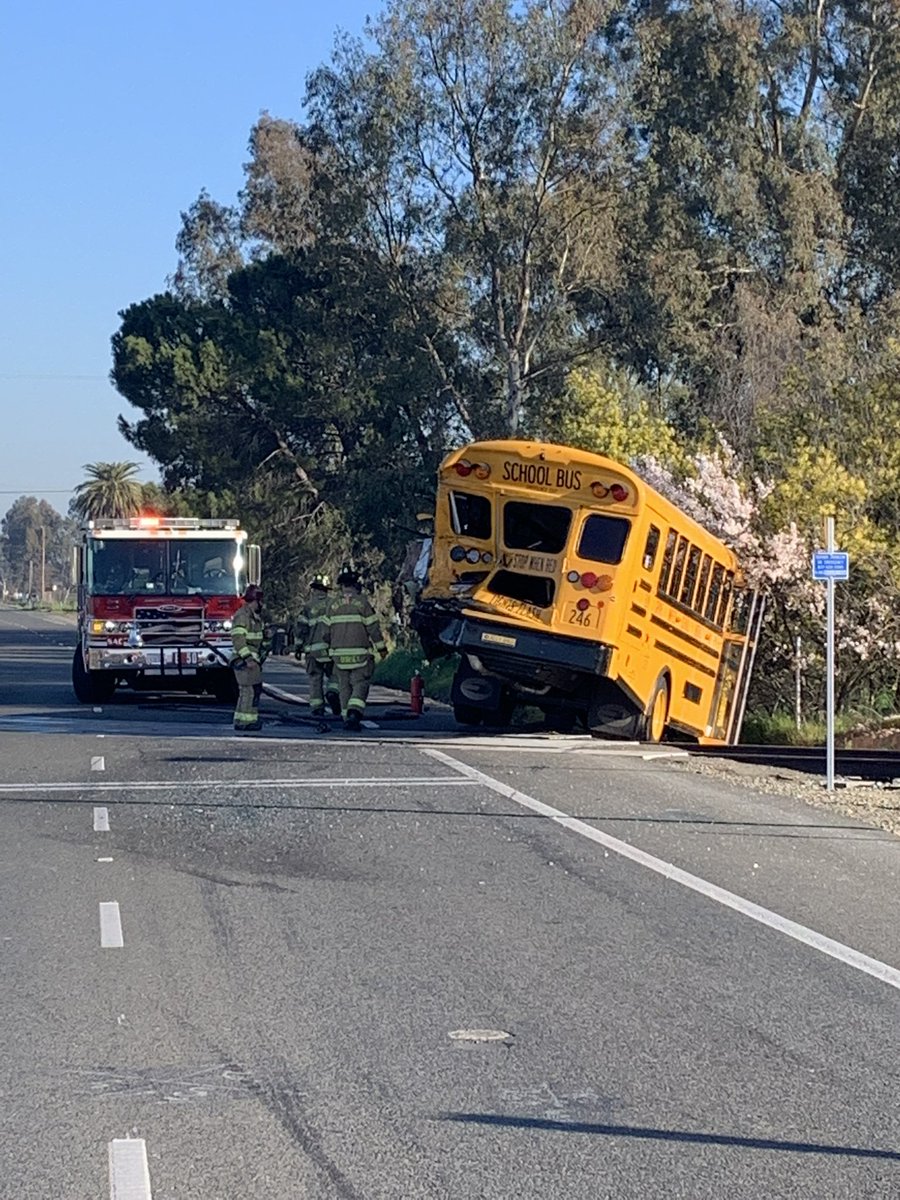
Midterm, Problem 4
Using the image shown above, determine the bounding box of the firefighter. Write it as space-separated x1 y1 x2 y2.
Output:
323 568 388 731
294 575 341 718
231 584 268 732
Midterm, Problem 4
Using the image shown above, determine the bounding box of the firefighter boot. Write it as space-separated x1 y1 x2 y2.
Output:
343 709 362 732
327 689 342 717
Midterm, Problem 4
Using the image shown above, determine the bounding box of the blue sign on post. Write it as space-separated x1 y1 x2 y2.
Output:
812 551 849 581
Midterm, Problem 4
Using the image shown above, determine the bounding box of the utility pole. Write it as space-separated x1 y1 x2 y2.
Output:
40 525 46 602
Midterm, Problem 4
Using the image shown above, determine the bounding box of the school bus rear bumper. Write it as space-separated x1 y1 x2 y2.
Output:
433 611 613 679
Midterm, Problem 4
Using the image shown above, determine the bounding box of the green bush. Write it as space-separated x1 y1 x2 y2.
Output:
740 710 859 746
373 649 458 704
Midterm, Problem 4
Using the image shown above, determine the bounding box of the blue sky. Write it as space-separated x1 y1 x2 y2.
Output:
0 0 377 517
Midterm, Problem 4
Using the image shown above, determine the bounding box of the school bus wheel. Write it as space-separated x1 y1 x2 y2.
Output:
481 691 514 729
641 676 670 743
453 703 484 726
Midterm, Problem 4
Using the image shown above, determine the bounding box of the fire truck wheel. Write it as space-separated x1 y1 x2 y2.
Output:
71 648 117 704
212 670 239 706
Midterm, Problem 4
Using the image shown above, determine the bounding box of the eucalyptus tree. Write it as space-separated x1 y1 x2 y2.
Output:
304 0 628 436
1 496 70 595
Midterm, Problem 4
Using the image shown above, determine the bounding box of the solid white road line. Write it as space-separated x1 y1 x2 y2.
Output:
91 755 106 771
99 902 124 949
1 776 475 794
422 746 900 995
108 1137 152 1199
93 806 110 832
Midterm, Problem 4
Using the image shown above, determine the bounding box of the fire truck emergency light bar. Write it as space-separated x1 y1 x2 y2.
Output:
85 517 241 531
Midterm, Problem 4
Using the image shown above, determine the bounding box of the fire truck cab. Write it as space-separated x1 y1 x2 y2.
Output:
72 516 260 705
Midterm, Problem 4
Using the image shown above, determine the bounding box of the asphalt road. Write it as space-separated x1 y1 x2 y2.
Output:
2 605 900 1199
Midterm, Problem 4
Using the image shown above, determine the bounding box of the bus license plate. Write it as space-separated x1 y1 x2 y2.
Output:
481 632 517 647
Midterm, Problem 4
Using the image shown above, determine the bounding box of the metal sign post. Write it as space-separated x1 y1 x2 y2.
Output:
826 519 836 793
811 520 849 793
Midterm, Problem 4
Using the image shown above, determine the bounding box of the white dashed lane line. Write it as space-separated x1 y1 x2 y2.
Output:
109 1137 153 1199
1 775 475 795
93 806 110 832
99 902 124 949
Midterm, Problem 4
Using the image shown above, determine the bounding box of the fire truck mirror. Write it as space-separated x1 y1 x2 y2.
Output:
248 544 261 586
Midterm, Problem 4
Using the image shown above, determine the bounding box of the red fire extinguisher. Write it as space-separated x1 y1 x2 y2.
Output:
410 670 424 715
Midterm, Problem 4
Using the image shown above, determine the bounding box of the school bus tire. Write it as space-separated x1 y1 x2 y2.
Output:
482 705 513 729
641 675 670 743
453 703 484 726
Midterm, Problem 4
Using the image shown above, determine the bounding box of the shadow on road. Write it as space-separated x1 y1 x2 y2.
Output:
439 1112 900 1161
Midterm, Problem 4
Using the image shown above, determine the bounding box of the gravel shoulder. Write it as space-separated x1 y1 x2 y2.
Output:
674 753 900 838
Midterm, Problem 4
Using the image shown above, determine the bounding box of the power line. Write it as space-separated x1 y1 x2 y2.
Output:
0 374 109 381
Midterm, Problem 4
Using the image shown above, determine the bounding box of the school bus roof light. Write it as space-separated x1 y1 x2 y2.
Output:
590 481 629 503
453 460 490 479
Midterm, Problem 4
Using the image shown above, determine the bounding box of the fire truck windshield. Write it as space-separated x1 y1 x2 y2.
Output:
86 538 247 596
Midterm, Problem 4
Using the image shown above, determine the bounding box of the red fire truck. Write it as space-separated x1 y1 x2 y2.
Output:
72 516 260 705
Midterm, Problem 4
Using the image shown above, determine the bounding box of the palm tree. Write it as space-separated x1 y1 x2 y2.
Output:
72 462 144 520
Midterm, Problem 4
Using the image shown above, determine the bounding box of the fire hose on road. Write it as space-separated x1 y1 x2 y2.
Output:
201 642 423 728
201 641 331 728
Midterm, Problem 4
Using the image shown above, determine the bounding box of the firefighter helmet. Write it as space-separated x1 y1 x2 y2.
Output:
310 574 330 591
337 568 362 591
244 584 264 604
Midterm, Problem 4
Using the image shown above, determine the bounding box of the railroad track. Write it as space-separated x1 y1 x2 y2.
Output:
688 744 900 783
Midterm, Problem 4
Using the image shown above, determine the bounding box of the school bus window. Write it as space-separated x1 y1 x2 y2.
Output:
643 525 660 571
718 572 734 627
503 501 571 554
696 554 712 615
577 515 630 565
680 545 701 607
669 536 688 598
449 491 491 539
730 587 751 634
658 530 677 594
705 563 724 623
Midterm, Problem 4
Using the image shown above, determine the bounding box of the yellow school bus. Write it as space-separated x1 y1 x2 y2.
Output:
412 440 763 742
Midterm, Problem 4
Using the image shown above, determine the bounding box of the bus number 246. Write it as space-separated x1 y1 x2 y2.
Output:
567 607 595 628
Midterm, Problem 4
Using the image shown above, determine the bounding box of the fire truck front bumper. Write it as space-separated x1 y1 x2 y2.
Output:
88 645 231 673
